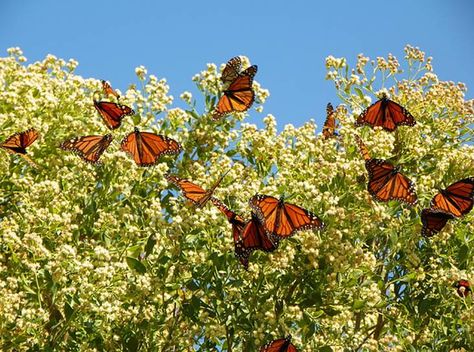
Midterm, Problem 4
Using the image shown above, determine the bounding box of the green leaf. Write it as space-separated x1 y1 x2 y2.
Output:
354 87 364 100
64 301 74 320
319 346 333 352
353 299 366 310
126 257 146 274
144 234 157 257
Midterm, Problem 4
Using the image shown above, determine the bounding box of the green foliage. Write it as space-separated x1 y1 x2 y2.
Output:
0 46 473 351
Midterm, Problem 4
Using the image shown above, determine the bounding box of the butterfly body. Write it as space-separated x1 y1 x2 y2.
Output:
365 159 417 205
355 94 416 132
94 100 134 130
430 178 474 217
213 62 257 120
166 173 226 208
101 80 120 98
121 128 181 167
322 102 337 139
0 128 38 155
250 194 324 239
61 134 113 164
211 198 277 269
356 136 417 205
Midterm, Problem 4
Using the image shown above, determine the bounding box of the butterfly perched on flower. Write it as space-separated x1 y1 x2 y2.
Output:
249 194 324 240
355 135 417 205
0 128 39 167
212 57 258 120
166 171 228 208
355 93 416 132
211 198 278 269
220 56 242 85
94 100 134 130
60 134 113 164
260 335 298 352
322 102 338 139
101 80 120 99
121 127 181 167
429 178 474 218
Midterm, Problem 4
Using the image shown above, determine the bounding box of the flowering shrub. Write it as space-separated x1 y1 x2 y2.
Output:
0 45 473 351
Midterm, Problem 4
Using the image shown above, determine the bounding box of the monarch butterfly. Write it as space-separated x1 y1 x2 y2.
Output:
166 171 228 207
212 198 277 269
420 208 454 237
94 100 134 130
260 335 298 352
454 280 471 298
212 64 257 120
0 128 39 167
429 178 474 218
322 103 337 139
356 136 417 205
220 56 242 85
121 128 181 167
101 80 120 98
60 134 113 164
249 194 324 239
355 93 416 132
355 134 371 161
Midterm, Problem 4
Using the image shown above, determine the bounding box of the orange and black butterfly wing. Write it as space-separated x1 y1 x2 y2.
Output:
260 335 297 352
60 134 113 164
94 100 134 130
121 128 181 167
242 214 279 253
0 128 39 154
421 208 454 237
213 65 257 120
356 96 415 132
355 135 371 161
365 159 417 205
322 103 337 139
430 178 474 217
101 80 120 98
250 195 324 239
166 175 209 206
220 56 242 85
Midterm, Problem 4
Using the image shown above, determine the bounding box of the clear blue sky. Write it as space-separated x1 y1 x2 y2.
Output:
1 0 473 129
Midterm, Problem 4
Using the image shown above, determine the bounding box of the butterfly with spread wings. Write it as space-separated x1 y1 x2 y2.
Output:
429 178 474 217
211 198 278 269
249 194 324 240
355 93 416 132
322 102 338 139
121 128 181 167
0 128 39 167
260 335 298 352
212 59 258 120
355 135 417 205
101 80 120 99
60 134 113 164
166 171 228 208
94 100 134 130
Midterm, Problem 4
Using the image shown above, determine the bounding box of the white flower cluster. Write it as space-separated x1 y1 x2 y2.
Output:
0 47 472 351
